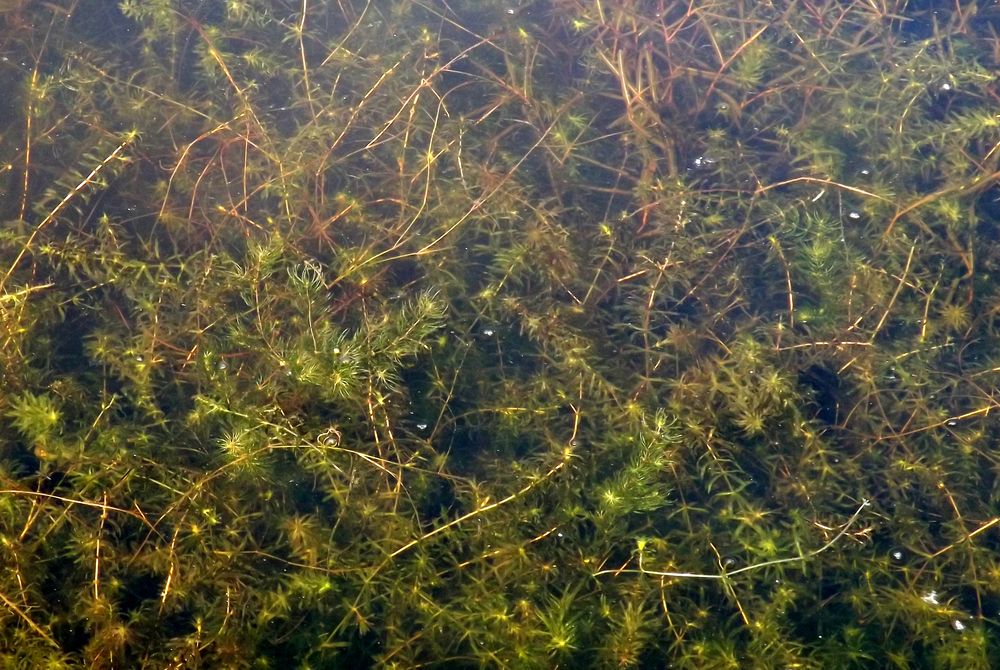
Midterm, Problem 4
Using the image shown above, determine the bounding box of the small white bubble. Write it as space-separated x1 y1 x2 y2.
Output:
217 361 228 370
921 590 940 605
952 619 966 631
892 550 903 560
416 422 428 431
941 82 952 91
946 419 958 426
482 328 495 337
860 168 871 176
848 211 861 220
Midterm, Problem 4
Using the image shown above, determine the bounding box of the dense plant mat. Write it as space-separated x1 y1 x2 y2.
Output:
2 0 1000 667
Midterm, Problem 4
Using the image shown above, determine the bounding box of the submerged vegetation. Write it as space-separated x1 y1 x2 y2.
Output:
3 0 1000 666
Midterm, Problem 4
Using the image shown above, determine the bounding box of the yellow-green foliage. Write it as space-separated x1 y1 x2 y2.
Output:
1 0 999 667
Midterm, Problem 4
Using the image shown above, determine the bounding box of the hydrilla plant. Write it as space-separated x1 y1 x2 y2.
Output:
3 0 1000 667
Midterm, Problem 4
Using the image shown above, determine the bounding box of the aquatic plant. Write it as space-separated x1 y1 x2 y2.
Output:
2 0 1000 667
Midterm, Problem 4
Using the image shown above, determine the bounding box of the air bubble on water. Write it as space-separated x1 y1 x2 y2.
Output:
848 211 861 220
921 590 940 605
952 619 966 631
